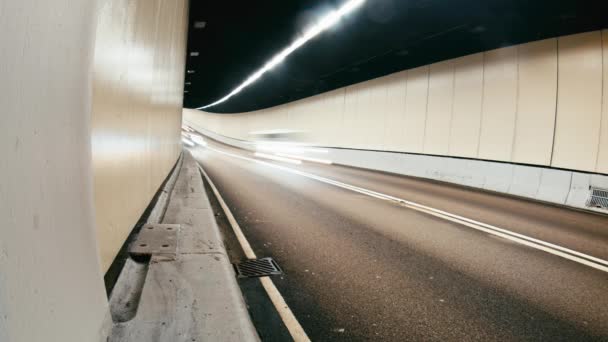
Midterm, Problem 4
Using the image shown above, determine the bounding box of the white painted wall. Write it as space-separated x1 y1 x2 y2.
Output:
424 60 455 156
92 0 188 273
0 1 109 341
478 46 519 162
512 39 557 165
0 0 188 340
449 53 484 158
189 30 608 175
552 31 603 172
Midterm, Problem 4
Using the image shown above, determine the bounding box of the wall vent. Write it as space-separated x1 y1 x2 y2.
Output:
587 187 608 210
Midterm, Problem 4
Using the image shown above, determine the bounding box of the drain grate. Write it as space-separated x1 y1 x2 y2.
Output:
587 187 608 210
235 257 283 278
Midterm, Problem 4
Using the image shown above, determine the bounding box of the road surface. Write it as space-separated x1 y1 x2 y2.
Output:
190 138 608 341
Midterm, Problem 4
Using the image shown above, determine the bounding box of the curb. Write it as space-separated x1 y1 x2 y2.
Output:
108 151 259 341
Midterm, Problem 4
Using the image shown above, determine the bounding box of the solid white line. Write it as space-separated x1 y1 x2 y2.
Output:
204 145 608 273
254 152 302 165
275 153 333 165
198 163 311 342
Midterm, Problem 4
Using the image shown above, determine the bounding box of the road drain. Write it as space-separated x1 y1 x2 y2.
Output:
235 257 283 278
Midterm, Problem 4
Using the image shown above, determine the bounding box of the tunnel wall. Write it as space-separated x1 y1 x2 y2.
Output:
92 0 189 272
185 30 608 212
189 30 608 175
1 0 188 341
0 1 109 341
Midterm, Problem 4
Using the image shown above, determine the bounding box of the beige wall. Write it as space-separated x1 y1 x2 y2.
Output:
424 60 455 155
1 0 187 339
552 31 603 172
92 0 188 272
478 46 519 161
449 53 484 158
512 39 558 165
600 31 608 172
0 1 109 341
187 29 608 175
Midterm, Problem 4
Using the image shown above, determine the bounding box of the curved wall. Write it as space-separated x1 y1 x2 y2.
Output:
1 1 109 341
189 30 608 175
1 0 188 340
92 0 189 272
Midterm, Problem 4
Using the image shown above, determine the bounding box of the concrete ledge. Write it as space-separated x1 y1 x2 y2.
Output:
110 151 259 341
508 165 542 198
187 123 608 215
536 169 572 204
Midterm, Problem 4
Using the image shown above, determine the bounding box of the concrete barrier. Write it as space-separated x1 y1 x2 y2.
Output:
536 169 572 204
508 165 542 199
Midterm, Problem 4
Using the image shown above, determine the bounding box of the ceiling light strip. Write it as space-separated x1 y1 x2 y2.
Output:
196 0 365 110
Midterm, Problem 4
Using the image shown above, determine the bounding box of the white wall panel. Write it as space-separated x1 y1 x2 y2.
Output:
364 79 388 149
403 66 429 153
352 84 367 148
311 93 328 144
305 95 323 144
449 53 484 158
325 89 346 147
322 91 341 145
353 81 372 148
512 38 558 166
287 97 306 138
597 30 608 174
424 61 455 155
478 46 518 162
342 85 359 147
382 71 408 151
233 111 249 138
0 0 144 340
552 31 603 172
91 0 188 271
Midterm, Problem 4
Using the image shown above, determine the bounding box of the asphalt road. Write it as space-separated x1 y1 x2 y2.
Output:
190 139 608 341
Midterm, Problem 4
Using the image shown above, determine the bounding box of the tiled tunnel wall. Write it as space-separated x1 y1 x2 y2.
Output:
189 30 608 175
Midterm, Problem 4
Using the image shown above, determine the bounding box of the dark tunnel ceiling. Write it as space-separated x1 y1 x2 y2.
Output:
184 0 608 113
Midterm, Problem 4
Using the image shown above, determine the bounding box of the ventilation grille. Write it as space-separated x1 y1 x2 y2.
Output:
235 258 283 278
587 187 608 210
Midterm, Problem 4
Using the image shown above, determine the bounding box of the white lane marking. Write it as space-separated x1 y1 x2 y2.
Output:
254 152 302 164
198 163 311 342
204 145 608 273
275 153 333 165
